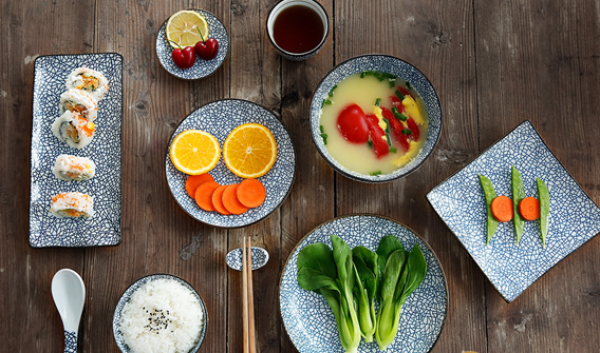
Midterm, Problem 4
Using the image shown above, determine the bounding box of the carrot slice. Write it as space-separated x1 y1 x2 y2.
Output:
519 197 540 221
186 174 215 198
194 181 220 212
212 185 231 215
236 178 266 208
222 184 249 215
491 195 513 222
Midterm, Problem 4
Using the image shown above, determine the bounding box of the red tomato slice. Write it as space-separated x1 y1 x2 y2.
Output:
336 104 369 143
385 112 410 152
365 114 389 159
397 86 411 98
406 118 420 141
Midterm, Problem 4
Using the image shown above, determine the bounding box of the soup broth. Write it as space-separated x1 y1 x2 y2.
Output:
319 73 429 176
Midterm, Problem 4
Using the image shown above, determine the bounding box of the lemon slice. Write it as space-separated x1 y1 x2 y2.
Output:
170 130 220 175
166 10 208 48
223 123 277 178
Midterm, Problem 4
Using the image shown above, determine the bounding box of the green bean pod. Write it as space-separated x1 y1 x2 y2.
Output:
537 178 550 248
511 166 526 244
479 175 499 245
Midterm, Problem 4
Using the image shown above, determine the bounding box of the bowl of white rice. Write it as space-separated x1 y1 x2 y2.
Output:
112 274 208 353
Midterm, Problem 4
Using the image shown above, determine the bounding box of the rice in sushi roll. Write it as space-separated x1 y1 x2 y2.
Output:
51 111 96 149
52 154 96 181
50 192 94 218
59 88 98 122
65 67 109 101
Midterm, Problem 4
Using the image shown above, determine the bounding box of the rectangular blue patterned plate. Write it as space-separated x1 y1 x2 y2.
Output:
29 53 123 247
427 120 600 302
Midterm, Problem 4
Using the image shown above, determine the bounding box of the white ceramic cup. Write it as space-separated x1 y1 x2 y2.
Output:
266 0 329 60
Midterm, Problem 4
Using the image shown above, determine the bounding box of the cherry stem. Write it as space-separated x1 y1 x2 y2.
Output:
168 39 183 49
197 28 206 43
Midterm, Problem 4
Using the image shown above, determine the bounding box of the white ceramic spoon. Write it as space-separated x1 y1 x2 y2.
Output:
51 269 86 353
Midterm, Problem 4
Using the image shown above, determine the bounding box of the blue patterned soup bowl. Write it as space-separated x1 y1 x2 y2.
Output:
309 55 442 183
113 274 208 353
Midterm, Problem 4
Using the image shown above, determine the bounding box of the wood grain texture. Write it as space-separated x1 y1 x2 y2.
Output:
2 0 600 352
474 0 600 351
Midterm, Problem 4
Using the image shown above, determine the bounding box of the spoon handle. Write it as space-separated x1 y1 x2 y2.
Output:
64 330 77 353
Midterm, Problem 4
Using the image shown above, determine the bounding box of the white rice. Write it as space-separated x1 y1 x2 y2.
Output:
118 278 204 353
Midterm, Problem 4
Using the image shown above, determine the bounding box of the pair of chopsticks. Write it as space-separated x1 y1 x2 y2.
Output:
242 235 257 353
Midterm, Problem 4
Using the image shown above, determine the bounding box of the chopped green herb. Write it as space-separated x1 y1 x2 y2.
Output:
388 80 395 88
382 119 392 147
401 129 412 135
406 81 412 90
367 140 373 149
319 125 324 133
391 107 407 121
389 147 397 153
328 85 338 97
321 133 328 145
395 90 405 101
369 171 382 176
375 98 381 107
321 99 333 108
374 72 386 82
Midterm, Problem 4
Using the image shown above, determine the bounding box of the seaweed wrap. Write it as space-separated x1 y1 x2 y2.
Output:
50 192 94 218
52 154 96 181
65 67 109 101
51 111 96 149
59 88 98 122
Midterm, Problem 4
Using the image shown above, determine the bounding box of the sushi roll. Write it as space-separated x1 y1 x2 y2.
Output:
59 88 98 122
52 154 96 181
51 111 96 149
65 67 109 101
50 192 94 218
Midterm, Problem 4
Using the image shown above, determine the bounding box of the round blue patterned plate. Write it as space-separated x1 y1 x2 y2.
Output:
155 9 228 80
165 99 296 228
309 54 442 183
112 274 208 353
280 214 448 353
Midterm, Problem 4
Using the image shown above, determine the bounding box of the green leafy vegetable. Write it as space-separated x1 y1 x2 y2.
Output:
352 246 378 342
479 175 499 245
511 166 525 244
537 178 550 248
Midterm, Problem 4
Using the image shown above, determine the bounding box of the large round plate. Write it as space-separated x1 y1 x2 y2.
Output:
280 215 448 353
156 9 229 80
165 99 296 228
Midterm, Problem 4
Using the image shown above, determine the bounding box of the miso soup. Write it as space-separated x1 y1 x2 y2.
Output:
319 72 429 176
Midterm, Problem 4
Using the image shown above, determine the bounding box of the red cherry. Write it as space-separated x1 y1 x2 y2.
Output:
170 41 195 69
195 29 219 60
336 104 369 143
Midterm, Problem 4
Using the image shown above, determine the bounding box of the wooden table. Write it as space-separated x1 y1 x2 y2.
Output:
2 0 600 351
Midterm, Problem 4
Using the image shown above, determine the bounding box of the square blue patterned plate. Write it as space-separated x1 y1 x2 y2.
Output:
280 215 448 353
427 120 600 302
29 53 123 247
165 99 296 228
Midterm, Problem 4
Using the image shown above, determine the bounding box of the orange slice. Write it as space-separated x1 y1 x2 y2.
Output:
223 123 277 178
170 130 220 175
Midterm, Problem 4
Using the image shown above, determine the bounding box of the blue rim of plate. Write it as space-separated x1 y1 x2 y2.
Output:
309 54 443 183
29 53 124 248
112 273 208 353
426 120 600 302
279 214 448 353
155 9 229 80
165 99 296 228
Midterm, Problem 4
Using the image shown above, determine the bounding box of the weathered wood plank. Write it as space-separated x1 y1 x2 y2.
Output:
334 1 487 353
0 0 95 352
475 0 600 351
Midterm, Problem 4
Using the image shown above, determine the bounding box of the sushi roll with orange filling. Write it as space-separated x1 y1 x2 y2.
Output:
66 67 109 101
51 111 96 149
52 154 96 181
59 88 98 122
50 192 94 218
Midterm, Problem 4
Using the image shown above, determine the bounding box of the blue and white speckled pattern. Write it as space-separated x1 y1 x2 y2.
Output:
156 9 228 80
165 99 296 228
309 55 442 183
64 331 77 353
29 54 123 248
112 274 208 353
280 215 448 353
226 247 270 271
426 120 600 302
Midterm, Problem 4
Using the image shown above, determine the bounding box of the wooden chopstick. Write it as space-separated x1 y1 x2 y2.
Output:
242 235 257 353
